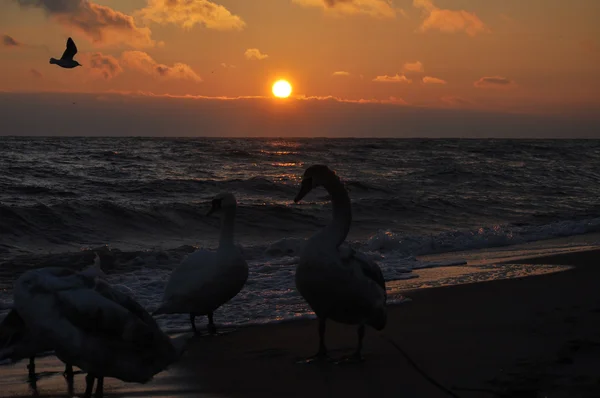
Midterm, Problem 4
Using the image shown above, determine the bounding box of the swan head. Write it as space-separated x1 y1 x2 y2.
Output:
294 165 338 203
207 192 237 216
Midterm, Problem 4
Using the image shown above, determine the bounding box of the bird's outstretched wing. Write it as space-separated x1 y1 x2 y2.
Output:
61 37 77 60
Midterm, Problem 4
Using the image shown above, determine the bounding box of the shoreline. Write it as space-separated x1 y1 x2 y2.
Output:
1 249 600 397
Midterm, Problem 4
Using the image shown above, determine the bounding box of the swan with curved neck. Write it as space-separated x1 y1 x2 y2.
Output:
294 165 387 362
154 192 249 335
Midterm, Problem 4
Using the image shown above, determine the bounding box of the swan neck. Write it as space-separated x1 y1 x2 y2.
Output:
219 209 236 247
323 178 351 248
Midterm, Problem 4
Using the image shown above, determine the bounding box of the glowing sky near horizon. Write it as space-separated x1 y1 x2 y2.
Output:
0 0 599 118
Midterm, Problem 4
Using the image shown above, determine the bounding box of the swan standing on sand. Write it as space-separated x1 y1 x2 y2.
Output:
154 192 249 335
13 260 183 398
293 165 387 362
0 255 105 385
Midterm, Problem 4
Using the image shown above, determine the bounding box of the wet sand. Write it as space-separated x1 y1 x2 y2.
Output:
2 249 600 397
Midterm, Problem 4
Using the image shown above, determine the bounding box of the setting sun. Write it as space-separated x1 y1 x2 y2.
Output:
272 80 292 98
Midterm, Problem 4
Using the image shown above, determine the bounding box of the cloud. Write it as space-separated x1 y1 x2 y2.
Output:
30 69 43 78
220 63 236 68
413 0 488 37
292 0 397 18
245 48 268 61
14 0 155 47
137 0 245 31
332 71 350 77
403 61 424 73
2 34 21 47
373 74 412 83
121 51 202 82
84 52 123 80
422 76 446 84
474 76 516 89
441 96 473 107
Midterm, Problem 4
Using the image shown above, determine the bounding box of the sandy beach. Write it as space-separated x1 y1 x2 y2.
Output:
2 247 600 398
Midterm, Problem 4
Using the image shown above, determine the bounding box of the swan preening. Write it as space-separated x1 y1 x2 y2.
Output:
294 165 387 362
0 256 105 381
4 254 184 398
154 192 249 335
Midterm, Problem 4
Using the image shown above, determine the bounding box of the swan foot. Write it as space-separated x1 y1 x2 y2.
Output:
295 350 333 364
334 353 365 365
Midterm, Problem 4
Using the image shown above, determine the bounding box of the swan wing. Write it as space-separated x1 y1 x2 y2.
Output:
163 249 216 298
341 248 386 297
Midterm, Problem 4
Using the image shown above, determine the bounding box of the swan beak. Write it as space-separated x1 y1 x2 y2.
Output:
294 179 313 203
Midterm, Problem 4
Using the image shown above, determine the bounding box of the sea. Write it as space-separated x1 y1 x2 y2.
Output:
1 137 600 332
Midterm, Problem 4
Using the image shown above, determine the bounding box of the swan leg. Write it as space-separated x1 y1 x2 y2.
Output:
297 317 331 364
27 357 36 379
190 313 197 334
84 374 95 398
207 312 217 335
64 364 74 395
335 324 366 365
355 323 365 360
94 376 104 398
63 364 74 380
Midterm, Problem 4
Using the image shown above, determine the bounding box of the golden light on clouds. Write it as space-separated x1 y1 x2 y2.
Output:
272 80 292 98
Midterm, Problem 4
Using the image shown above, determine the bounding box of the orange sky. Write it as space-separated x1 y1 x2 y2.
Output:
1 0 599 122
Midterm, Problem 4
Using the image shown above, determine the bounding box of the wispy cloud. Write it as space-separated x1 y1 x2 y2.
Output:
84 52 123 80
121 51 202 82
14 0 155 47
332 71 351 77
441 95 473 107
403 61 424 73
2 34 21 47
137 0 245 31
245 48 269 61
373 74 412 83
422 76 446 84
292 0 397 18
474 76 516 89
220 63 236 68
30 69 43 78
413 0 488 37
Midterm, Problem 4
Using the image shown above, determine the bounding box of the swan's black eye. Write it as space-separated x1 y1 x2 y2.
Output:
211 199 222 209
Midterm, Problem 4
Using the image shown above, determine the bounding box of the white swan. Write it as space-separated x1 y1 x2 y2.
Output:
293 165 387 362
0 255 105 382
13 259 182 398
154 192 249 335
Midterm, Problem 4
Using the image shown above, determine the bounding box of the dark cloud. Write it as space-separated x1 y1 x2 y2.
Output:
474 76 516 89
292 0 397 18
30 69 43 78
2 34 21 47
14 0 154 47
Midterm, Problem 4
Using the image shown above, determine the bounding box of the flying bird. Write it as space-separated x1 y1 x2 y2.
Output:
49 37 81 69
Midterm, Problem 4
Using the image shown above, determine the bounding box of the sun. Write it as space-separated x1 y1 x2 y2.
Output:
272 80 292 98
